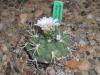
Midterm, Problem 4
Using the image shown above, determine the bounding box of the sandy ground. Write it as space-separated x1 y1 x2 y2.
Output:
0 0 100 75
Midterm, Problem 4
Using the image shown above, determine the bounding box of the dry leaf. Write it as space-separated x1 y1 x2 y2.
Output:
34 9 43 18
78 46 87 53
17 52 28 74
20 13 28 24
67 59 80 69
78 60 91 71
0 42 8 53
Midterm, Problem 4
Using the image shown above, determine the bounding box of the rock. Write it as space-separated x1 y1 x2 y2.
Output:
74 72 82 75
65 69 74 75
0 23 3 31
95 32 100 42
79 40 87 47
56 69 65 75
38 69 47 75
0 73 5 75
87 14 94 19
96 46 100 51
96 17 100 21
94 46 100 57
88 69 97 75
88 59 95 66
97 57 100 61
87 32 96 40
1 10 9 17
47 66 56 75
89 40 96 46
78 60 91 71
81 71 89 75
95 64 100 74
13 48 22 57
0 52 3 61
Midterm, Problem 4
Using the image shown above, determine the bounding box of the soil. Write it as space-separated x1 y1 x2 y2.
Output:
0 0 100 75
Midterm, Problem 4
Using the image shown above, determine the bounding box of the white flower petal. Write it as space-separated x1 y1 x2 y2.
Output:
35 17 60 30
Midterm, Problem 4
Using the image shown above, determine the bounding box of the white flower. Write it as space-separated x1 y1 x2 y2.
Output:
56 34 61 41
35 17 60 30
48 39 52 42
34 34 39 38
36 44 40 50
59 39 63 42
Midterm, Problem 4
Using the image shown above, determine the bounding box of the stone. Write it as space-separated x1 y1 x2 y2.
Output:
79 40 87 47
88 69 97 75
88 59 95 66
74 72 82 75
95 64 100 74
89 40 96 46
65 69 74 75
95 32 100 42
78 60 91 71
1 10 9 16
96 46 100 51
87 14 94 19
81 71 89 75
56 69 65 75
96 17 100 21
47 66 56 75
0 23 3 31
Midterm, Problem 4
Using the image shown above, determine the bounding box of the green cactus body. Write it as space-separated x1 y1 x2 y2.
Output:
26 31 70 63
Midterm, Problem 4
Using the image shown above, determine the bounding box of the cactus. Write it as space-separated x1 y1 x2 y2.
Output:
25 25 70 63
25 1 70 63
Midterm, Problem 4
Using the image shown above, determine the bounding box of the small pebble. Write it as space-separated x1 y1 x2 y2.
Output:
81 71 89 75
74 72 82 75
79 40 87 46
0 23 3 31
89 40 96 46
47 66 56 75
56 69 65 75
95 65 100 74
88 69 97 75
87 14 93 19
96 17 100 21
78 60 91 71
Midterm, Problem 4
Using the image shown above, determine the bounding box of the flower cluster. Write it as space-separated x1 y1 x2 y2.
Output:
35 17 60 30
